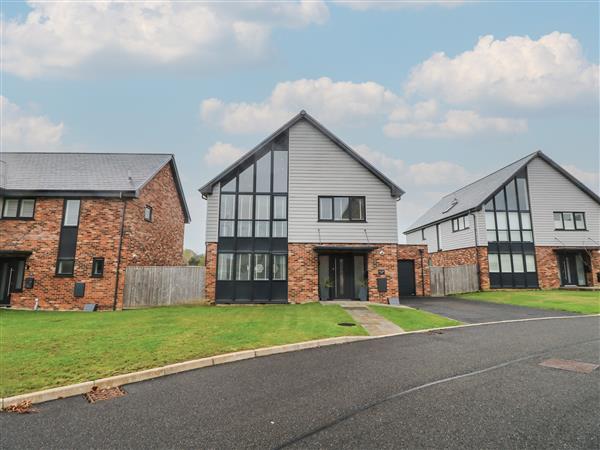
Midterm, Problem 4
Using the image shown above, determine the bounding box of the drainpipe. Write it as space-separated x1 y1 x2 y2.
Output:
472 211 482 290
112 195 127 311
418 248 425 296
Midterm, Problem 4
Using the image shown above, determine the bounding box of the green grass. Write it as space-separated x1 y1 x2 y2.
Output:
0 303 366 397
368 305 461 331
458 290 600 315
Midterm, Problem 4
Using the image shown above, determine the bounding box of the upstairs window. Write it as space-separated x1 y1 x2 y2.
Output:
319 196 365 222
451 215 469 232
554 212 586 231
63 200 81 226
144 205 153 222
1 198 36 219
484 175 531 243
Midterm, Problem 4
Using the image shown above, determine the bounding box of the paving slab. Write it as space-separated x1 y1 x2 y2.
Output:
342 305 404 335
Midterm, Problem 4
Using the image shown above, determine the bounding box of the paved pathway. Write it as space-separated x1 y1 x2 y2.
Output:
399 296 578 324
341 304 404 335
2 317 598 449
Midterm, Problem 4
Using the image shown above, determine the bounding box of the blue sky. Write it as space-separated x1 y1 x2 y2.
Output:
2 1 598 253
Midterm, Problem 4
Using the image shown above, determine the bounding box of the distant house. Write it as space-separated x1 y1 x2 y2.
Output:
405 151 600 290
0 153 190 310
200 110 430 304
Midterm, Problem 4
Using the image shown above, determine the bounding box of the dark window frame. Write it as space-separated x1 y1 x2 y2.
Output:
554 211 587 231
0 197 36 220
91 257 105 278
62 199 81 227
55 198 81 277
318 196 367 223
451 215 469 232
421 228 426 240
55 258 75 277
144 205 153 222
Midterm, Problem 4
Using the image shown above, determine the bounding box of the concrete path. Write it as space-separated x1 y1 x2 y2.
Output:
2 316 598 449
399 296 578 324
341 304 404 335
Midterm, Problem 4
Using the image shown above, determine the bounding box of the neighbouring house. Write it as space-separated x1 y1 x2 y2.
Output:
405 151 600 290
0 153 190 310
200 110 430 304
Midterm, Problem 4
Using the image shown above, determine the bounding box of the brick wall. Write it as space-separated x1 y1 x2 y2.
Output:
535 247 561 289
204 242 217 303
429 246 489 290
1 163 185 310
288 243 401 304
397 244 430 296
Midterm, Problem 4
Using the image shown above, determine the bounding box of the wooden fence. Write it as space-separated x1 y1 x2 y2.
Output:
430 264 479 296
123 266 205 308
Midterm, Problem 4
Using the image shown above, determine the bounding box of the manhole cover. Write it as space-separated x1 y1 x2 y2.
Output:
85 386 127 403
338 322 356 327
539 359 599 374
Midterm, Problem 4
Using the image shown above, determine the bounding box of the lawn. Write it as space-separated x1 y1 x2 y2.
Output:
368 305 461 331
459 290 600 315
0 303 366 397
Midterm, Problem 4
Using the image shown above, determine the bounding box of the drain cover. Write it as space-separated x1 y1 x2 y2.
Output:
338 322 356 327
85 386 127 403
539 358 599 374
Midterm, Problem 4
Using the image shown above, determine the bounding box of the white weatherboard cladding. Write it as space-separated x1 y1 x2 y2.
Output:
288 120 398 243
527 158 600 247
205 182 220 243
405 210 486 253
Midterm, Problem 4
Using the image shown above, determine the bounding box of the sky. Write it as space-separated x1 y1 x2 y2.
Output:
2 0 598 253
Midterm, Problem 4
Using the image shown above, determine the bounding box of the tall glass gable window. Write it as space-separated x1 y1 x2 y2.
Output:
484 171 538 288
216 132 288 303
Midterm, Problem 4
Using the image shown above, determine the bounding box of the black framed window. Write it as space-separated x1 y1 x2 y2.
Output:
92 258 105 277
144 205 153 222
254 254 269 281
56 258 75 276
451 215 469 232
272 255 287 281
56 199 81 277
554 212 586 231
1 198 36 219
217 254 234 280
318 196 366 222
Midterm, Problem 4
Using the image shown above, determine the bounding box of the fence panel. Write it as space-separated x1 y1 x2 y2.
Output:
123 266 205 308
430 264 478 296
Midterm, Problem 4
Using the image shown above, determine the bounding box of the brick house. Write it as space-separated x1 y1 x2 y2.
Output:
200 110 430 304
0 153 190 310
405 151 600 290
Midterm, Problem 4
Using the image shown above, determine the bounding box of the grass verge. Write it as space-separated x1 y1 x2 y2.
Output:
368 305 461 331
458 290 599 315
0 303 366 397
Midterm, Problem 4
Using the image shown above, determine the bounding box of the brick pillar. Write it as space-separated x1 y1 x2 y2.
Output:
535 246 560 289
205 243 217 303
477 246 490 290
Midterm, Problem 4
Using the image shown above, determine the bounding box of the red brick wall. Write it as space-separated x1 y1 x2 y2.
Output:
429 246 489 290
589 249 600 287
288 243 404 304
1 163 186 310
397 244 430 296
535 247 561 289
204 242 217 303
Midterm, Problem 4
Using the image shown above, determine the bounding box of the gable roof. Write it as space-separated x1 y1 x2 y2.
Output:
0 152 191 223
404 150 600 234
198 110 405 198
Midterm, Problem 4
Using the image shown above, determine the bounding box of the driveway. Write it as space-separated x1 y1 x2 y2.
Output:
399 296 579 323
1 316 598 449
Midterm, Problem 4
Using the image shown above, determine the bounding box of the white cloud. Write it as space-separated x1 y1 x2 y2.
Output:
385 109 527 138
405 32 599 108
563 164 599 193
335 1 466 10
354 144 476 187
201 77 399 133
204 142 245 166
1 96 64 150
2 1 329 78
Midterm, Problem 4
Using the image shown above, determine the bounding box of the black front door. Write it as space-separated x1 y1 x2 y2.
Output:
333 255 354 299
0 259 26 305
559 253 586 286
398 260 416 296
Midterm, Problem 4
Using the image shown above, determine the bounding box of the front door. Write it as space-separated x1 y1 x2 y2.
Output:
398 259 416 296
559 253 586 286
333 255 353 299
0 259 26 305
